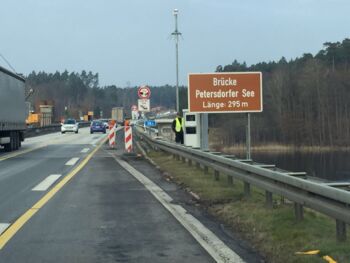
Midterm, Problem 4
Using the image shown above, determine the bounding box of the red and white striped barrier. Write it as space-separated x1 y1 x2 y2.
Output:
108 124 116 148
124 126 132 152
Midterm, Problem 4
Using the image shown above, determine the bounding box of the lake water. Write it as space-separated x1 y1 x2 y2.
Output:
234 151 350 182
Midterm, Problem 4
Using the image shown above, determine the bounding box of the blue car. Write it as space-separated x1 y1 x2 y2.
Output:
90 121 106 134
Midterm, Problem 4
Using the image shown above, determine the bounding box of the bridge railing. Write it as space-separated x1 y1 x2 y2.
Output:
135 126 350 242
25 122 91 138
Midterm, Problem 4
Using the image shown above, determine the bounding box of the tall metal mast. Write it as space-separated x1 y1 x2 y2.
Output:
172 9 182 113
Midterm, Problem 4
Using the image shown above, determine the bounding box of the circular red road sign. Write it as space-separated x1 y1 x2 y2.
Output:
138 85 151 99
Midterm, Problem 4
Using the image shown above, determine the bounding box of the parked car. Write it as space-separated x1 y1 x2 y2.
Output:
90 121 106 134
61 119 79 134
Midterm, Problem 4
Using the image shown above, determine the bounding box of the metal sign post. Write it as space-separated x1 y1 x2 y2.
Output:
200 113 209 151
246 113 251 160
172 9 181 113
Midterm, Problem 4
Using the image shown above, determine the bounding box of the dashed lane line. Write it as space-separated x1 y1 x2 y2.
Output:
32 174 62 191
80 148 90 153
65 157 79 166
0 136 108 250
0 128 98 162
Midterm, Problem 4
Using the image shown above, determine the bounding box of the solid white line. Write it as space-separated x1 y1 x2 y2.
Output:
32 174 62 191
111 154 245 263
65 157 80 166
81 148 90 153
0 224 10 235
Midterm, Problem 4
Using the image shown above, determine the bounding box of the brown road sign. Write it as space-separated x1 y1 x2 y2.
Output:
188 72 262 113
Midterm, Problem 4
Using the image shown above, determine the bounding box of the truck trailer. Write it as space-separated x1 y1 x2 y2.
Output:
111 107 124 125
0 66 26 151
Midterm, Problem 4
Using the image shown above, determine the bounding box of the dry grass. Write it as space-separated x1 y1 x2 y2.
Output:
148 150 350 263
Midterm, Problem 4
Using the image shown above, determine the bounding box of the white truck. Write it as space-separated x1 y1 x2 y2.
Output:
0 66 26 151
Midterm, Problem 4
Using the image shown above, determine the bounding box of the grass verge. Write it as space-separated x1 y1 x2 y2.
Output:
148 150 350 263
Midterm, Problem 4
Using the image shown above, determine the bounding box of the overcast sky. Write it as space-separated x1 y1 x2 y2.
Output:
1 0 349 87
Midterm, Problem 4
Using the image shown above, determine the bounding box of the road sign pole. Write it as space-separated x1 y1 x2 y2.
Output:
172 9 181 113
200 113 209 151
246 113 251 160
176 31 179 113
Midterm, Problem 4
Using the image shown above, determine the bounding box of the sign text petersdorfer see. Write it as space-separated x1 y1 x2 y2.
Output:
188 72 262 113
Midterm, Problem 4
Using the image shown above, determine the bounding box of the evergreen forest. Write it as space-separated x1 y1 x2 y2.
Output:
25 38 350 147
213 38 350 147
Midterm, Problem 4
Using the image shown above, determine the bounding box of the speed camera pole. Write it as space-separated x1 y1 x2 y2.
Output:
172 9 181 113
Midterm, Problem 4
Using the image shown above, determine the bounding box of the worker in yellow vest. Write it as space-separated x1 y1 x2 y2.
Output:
171 113 184 144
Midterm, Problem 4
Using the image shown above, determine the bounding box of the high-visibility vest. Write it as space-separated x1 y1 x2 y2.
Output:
175 117 183 132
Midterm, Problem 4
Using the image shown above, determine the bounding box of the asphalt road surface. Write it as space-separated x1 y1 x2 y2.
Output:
0 127 262 263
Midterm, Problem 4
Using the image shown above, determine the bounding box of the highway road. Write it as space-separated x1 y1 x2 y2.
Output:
0 128 261 262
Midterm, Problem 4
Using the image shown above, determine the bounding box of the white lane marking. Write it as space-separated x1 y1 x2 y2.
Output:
111 154 245 263
0 224 10 235
65 157 80 166
81 148 90 153
32 174 62 191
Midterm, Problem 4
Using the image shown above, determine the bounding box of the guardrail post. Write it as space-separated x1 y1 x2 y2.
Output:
188 159 192 166
196 162 200 169
227 175 233 185
265 191 273 209
214 170 220 181
181 156 186 163
336 220 347 242
136 129 350 232
294 203 304 221
244 182 251 197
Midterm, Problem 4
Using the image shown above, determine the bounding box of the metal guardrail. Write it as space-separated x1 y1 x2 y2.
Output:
25 124 61 138
25 122 91 138
135 126 350 242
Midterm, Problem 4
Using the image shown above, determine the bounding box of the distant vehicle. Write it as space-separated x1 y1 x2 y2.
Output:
90 121 106 134
0 66 26 151
100 119 109 129
61 119 79 134
111 107 124 125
